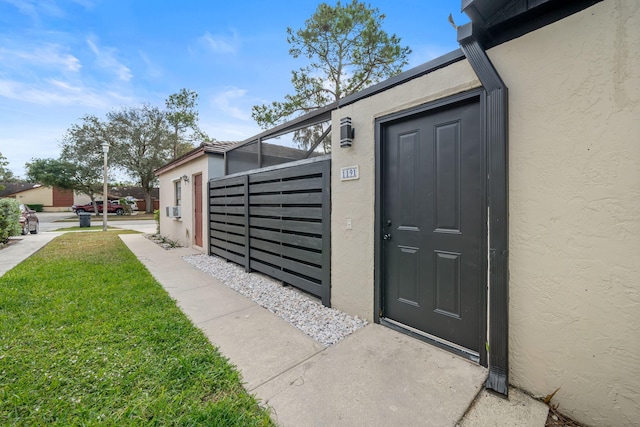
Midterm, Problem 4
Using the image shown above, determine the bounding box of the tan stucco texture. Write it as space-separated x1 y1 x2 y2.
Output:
158 158 209 250
330 1 639 425
488 1 640 425
330 59 481 322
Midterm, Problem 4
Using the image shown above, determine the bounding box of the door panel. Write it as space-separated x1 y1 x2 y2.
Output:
382 99 483 353
194 174 203 247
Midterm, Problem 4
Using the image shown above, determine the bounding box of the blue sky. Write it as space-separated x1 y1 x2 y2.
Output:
0 0 469 178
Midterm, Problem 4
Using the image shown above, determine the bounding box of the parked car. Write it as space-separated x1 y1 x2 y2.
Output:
19 204 39 235
72 201 125 215
112 199 138 211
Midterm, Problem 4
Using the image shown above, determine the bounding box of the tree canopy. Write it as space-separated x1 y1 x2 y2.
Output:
251 0 411 130
108 104 173 212
27 115 111 214
0 152 15 191
165 88 210 158
24 89 208 213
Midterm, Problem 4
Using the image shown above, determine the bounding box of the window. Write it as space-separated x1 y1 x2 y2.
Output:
175 180 181 206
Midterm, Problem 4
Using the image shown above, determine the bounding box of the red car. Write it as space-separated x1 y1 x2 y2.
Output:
19 204 39 235
72 201 125 215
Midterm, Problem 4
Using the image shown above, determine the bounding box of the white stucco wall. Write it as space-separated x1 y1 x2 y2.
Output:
330 1 639 425
487 1 640 425
330 59 481 320
158 154 224 249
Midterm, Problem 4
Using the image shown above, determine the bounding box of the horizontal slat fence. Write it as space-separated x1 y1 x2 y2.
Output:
209 157 331 306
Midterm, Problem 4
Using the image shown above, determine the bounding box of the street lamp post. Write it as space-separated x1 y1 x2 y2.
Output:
101 142 110 232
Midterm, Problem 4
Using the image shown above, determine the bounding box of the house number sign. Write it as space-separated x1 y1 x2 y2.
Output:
340 165 359 181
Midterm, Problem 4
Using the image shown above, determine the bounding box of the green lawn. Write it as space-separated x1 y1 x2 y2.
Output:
0 231 273 426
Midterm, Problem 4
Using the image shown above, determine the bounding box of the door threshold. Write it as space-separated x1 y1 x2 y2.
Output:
380 318 480 364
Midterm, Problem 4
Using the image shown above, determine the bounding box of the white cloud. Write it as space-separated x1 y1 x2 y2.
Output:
212 87 251 121
0 44 81 72
0 78 133 108
1 0 66 20
198 30 239 54
138 51 162 78
201 120 258 142
86 37 132 81
70 0 95 8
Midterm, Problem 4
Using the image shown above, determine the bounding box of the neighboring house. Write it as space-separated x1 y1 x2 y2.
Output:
0 183 160 212
206 1 638 426
155 141 237 250
0 183 77 212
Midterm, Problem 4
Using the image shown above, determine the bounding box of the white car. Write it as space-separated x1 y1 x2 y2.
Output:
113 199 139 211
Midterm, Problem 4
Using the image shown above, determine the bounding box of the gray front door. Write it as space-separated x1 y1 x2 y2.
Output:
381 98 483 354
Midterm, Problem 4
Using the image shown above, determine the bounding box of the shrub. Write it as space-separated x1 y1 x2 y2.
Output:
0 198 21 243
153 209 160 233
118 198 133 215
26 203 44 212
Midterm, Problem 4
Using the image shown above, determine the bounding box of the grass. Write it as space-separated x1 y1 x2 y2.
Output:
0 231 273 426
53 226 120 231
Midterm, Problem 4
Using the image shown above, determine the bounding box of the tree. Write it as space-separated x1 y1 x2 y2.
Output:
108 105 173 213
49 115 112 215
165 88 210 159
0 198 21 243
26 158 80 191
0 152 15 191
251 0 411 150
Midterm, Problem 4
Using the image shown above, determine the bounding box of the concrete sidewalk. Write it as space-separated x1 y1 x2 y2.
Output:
0 232 64 277
120 234 549 427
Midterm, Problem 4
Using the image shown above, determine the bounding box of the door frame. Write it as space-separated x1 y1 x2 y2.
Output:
193 173 203 248
374 88 488 367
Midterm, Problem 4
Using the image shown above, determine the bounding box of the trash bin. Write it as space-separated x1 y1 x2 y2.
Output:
78 212 91 227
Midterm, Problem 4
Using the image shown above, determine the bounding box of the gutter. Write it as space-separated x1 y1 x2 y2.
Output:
457 22 509 396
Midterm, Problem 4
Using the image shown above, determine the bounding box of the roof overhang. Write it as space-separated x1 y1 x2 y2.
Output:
461 0 602 49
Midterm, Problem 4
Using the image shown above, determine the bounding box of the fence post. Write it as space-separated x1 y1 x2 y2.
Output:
243 174 251 272
320 159 332 307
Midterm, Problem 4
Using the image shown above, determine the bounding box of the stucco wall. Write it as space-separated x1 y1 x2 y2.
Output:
158 155 224 249
330 60 481 321
13 186 53 207
330 1 638 425
487 1 640 425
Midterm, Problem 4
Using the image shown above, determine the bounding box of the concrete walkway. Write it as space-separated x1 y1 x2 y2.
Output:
0 232 64 277
0 229 548 426
119 234 549 426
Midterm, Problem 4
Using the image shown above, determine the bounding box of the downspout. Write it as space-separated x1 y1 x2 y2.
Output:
457 22 509 396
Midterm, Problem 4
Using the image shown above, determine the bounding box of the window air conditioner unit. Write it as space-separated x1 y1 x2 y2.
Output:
166 206 181 218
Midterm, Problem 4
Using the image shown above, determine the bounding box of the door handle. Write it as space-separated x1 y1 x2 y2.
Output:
383 233 391 240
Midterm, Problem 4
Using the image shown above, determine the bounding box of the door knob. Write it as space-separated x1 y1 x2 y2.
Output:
383 233 391 240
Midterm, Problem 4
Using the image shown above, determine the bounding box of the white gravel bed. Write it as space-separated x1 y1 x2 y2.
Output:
182 254 367 346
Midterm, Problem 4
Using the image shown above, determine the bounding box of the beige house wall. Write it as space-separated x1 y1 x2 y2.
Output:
10 186 87 212
487 1 640 425
158 157 210 251
330 1 638 425
330 59 481 321
13 186 53 207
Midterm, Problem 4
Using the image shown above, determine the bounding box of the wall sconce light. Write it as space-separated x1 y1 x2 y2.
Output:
182 174 189 183
340 117 354 148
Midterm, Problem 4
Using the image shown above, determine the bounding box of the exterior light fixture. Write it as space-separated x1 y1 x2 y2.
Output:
182 174 189 183
340 117 354 147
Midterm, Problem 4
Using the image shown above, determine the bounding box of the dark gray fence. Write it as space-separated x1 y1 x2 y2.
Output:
208 156 331 306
